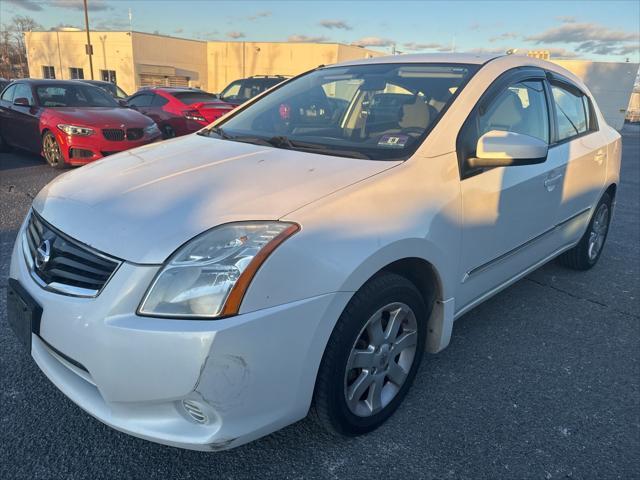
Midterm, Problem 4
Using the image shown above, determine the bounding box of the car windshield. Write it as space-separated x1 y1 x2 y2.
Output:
204 64 477 160
36 84 119 107
173 91 218 105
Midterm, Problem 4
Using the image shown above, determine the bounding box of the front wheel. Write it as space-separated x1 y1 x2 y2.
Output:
311 272 427 436
558 192 612 270
42 131 66 169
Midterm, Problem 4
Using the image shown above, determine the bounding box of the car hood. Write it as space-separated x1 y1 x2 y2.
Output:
52 107 153 128
34 134 399 263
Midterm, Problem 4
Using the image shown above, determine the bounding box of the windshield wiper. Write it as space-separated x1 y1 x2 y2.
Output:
202 130 371 159
202 126 232 139
267 136 372 160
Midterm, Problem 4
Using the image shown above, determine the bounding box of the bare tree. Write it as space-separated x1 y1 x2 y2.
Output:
0 15 42 79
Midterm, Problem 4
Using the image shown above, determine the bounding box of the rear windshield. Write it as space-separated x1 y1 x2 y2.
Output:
36 84 119 107
219 78 283 102
207 64 478 160
173 91 218 105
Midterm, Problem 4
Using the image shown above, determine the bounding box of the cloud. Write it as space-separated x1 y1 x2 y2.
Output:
352 36 394 47
248 11 271 20
226 31 245 39
5 0 42 11
546 47 580 59
287 34 329 43
174 28 184 34
525 21 639 55
50 0 112 11
403 42 446 51
469 22 481 31
489 32 518 43
93 17 130 30
556 16 577 23
319 19 352 30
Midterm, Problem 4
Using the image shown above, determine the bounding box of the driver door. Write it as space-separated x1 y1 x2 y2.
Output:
456 70 565 313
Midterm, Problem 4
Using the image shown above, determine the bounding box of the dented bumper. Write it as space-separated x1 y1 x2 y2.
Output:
9 220 351 450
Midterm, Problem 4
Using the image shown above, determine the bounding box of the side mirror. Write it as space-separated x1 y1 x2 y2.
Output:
13 97 30 107
467 130 548 168
118 99 127 107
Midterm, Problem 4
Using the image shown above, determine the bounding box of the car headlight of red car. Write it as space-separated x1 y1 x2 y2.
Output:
57 124 94 136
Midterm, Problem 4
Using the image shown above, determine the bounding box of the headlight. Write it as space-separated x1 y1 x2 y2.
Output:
57 124 94 136
144 123 160 136
138 222 299 318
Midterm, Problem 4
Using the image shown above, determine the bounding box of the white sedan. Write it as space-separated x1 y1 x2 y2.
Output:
8 53 620 450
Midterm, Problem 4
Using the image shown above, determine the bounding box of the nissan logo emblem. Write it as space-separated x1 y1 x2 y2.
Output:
35 239 51 270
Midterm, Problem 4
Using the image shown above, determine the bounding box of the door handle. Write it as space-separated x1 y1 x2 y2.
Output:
544 173 563 192
594 150 606 165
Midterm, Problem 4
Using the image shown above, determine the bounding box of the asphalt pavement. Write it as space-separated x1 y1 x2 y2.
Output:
1 126 638 480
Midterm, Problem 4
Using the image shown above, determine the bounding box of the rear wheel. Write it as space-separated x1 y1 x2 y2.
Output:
558 192 612 270
162 125 176 139
42 131 66 169
312 272 427 435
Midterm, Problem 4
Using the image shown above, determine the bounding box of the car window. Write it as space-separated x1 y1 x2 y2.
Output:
552 84 588 141
1 84 16 102
173 91 218 105
14 83 35 106
219 81 241 100
209 63 478 161
127 94 153 107
477 80 549 143
151 94 168 107
115 85 128 99
36 84 118 107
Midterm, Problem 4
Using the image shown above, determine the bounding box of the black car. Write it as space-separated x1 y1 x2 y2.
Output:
218 75 287 105
79 80 128 99
0 78 11 93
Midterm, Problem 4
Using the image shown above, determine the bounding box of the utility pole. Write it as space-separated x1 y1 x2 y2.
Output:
83 0 94 79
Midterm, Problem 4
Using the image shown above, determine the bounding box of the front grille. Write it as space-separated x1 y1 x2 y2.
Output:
102 128 125 141
23 212 120 297
126 128 143 140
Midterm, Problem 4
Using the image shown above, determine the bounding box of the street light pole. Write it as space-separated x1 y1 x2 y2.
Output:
83 0 94 79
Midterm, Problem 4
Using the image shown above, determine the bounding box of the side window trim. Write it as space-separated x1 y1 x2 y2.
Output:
456 67 548 180
545 71 599 148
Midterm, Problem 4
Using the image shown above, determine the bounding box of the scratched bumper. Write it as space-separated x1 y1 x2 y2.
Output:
9 218 349 450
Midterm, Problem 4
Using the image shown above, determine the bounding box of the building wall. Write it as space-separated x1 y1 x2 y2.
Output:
131 32 207 90
206 42 383 92
552 59 640 130
25 31 136 94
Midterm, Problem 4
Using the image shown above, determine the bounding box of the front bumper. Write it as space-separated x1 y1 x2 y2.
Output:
9 219 350 450
55 130 163 165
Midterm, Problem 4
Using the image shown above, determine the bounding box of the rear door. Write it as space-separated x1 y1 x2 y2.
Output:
546 76 607 245
456 68 565 312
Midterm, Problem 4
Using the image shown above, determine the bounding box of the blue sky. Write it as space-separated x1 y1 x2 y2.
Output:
2 0 639 61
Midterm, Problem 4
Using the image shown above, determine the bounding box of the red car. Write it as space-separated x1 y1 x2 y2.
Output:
0 79 161 168
125 87 236 138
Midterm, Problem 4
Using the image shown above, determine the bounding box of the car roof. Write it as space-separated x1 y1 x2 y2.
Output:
332 52 501 68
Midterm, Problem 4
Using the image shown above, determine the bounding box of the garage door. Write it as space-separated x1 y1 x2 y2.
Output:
139 74 190 88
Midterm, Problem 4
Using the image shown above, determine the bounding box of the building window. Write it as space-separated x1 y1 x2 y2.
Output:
69 67 84 79
100 69 117 84
42 65 56 79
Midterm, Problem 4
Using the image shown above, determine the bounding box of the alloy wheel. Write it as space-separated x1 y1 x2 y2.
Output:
588 203 609 261
43 133 63 167
344 302 418 417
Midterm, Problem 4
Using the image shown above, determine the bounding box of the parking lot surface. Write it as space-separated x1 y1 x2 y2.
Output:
1 126 638 480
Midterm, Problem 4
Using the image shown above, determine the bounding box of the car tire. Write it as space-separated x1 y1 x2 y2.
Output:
42 131 66 169
162 125 176 139
558 192 612 270
311 272 427 436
